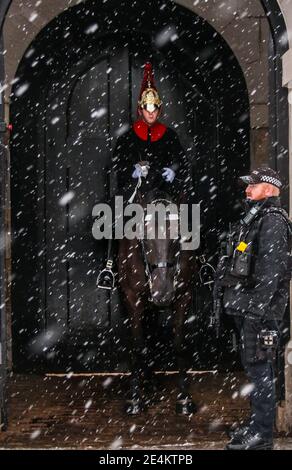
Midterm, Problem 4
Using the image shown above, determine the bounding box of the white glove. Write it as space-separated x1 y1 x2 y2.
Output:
132 165 142 179
132 163 149 179
162 167 175 183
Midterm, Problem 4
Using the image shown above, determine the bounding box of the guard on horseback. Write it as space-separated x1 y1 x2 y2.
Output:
97 62 191 289
96 62 197 416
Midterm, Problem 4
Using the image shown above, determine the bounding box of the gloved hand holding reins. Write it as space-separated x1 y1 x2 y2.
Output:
132 162 150 179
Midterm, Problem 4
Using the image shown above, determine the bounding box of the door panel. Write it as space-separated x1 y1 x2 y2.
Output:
66 60 110 329
45 92 69 333
0 296 7 430
44 50 131 368
0 30 7 416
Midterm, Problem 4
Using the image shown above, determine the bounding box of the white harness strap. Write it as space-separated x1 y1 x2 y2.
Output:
128 164 149 203
128 176 142 204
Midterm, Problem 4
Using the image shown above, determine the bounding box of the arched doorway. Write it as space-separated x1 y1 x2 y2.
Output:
10 0 249 372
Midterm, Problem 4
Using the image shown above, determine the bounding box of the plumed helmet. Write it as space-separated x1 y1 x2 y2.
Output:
138 62 162 112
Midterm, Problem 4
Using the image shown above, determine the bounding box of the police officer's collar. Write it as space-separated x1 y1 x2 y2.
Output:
263 196 281 208
241 197 281 226
245 196 281 210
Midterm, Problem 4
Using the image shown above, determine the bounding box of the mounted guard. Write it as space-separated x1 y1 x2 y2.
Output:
96 62 197 414
97 62 191 289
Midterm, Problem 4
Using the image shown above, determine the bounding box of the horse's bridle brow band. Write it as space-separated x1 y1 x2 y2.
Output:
150 262 174 270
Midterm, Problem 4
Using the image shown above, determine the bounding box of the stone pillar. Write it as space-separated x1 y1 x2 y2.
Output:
277 48 292 432
284 81 292 432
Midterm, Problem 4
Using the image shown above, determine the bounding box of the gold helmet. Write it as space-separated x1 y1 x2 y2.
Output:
138 62 162 112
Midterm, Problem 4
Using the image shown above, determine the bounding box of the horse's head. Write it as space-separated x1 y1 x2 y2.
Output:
139 190 181 307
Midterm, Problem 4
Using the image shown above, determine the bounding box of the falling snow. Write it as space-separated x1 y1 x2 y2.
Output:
0 0 290 453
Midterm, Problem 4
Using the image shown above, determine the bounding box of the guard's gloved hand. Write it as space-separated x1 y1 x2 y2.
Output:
162 167 175 183
132 162 150 179
132 165 143 179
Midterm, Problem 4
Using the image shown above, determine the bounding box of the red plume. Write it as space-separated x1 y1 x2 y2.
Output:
138 62 157 101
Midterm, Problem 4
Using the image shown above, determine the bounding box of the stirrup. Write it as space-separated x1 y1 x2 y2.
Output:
96 260 115 290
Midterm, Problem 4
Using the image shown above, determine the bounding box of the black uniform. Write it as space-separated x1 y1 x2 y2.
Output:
97 119 192 290
222 197 290 442
111 119 191 203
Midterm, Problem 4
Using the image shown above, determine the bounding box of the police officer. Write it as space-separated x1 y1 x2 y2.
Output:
97 62 191 289
218 167 291 450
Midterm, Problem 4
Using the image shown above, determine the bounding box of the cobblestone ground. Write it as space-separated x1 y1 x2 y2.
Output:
0 372 291 450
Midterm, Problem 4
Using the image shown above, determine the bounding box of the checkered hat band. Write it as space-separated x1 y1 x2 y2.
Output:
260 175 282 187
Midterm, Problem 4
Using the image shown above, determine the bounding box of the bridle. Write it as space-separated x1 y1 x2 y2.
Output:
139 197 182 300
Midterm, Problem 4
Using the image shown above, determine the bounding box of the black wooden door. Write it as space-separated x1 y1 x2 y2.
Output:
0 31 8 428
0 299 7 430
42 39 218 371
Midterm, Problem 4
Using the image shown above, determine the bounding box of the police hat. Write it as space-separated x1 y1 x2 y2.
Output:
239 167 282 189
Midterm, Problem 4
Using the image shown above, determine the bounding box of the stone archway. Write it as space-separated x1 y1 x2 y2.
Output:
0 0 292 430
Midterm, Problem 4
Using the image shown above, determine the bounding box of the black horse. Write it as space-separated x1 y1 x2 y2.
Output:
118 189 198 415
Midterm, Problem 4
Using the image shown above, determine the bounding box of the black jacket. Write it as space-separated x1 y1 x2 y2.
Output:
223 197 290 323
111 120 191 203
